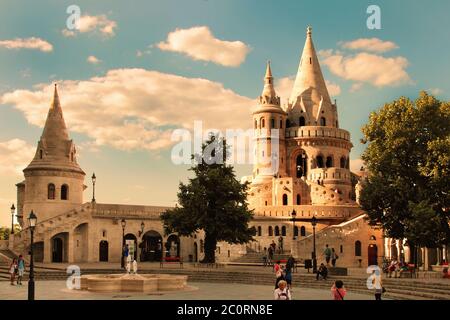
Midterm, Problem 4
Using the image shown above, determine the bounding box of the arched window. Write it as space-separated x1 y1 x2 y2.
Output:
340 156 346 168
281 226 286 236
294 226 299 237
326 156 333 168
300 226 306 237
340 245 343 253
61 184 69 200
282 194 288 206
271 118 275 129
316 155 324 168
257 226 262 237
279 119 283 129
48 183 55 200
268 226 273 236
299 116 306 126
40 150 43 159
355 241 362 256
296 152 307 178
320 117 326 126
296 194 301 205
274 226 280 236
261 118 265 128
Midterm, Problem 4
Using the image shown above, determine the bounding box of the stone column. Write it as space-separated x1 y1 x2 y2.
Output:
67 232 74 263
43 234 52 263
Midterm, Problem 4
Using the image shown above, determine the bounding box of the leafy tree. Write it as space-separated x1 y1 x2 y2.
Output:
161 135 255 263
360 91 450 253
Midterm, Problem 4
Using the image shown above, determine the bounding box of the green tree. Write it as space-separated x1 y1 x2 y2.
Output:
161 135 255 263
360 91 450 252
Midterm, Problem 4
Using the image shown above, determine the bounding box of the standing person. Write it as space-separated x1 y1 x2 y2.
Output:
274 280 291 300
262 248 268 267
278 236 283 254
123 244 129 270
9 258 18 286
274 260 285 289
267 245 274 266
17 255 25 285
285 256 295 290
270 240 276 255
331 248 338 267
323 244 332 266
331 280 346 300
372 270 384 300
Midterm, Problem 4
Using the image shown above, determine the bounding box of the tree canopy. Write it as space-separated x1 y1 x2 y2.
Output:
360 91 450 248
160 135 255 263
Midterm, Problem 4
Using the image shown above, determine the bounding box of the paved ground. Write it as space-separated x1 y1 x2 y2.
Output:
0 281 380 300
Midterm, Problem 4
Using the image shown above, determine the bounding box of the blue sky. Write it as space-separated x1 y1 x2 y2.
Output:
1 0 449 226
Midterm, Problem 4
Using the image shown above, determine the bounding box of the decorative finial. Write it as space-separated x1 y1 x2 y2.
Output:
307 26 312 36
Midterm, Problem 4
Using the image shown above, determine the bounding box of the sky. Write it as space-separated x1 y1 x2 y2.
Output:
1 0 450 227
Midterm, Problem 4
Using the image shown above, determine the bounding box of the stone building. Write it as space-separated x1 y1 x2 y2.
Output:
8 27 389 267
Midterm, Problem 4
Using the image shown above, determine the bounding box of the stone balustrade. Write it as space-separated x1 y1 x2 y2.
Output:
254 204 362 219
286 126 351 141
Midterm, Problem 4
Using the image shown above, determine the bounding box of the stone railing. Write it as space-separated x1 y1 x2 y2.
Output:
309 167 351 182
253 204 362 219
92 203 172 219
286 126 351 141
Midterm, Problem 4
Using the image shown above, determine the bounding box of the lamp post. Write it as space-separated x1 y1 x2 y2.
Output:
28 210 37 300
311 216 318 273
121 219 126 268
91 173 96 203
290 209 298 240
10 204 15 234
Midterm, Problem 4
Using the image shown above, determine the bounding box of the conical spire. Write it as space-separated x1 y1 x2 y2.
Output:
41 84 69 143
261 60 276 99
289 26 331 105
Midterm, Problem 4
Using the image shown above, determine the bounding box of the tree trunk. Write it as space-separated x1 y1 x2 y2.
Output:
201 232 217 263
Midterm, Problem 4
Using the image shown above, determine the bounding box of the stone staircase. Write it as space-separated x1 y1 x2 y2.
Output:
2 266 450 300
229 252 292 265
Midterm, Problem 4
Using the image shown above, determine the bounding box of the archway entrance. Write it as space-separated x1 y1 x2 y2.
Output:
140 230 163 261
165 234 181 257
51 233 68 263
99 240 109 262
368 244 378 266
296 152 307 178
124 233 138 261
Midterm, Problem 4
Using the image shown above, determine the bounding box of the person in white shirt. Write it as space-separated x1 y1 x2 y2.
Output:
274 280 291 300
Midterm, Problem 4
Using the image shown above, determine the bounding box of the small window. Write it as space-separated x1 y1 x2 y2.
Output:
271 118 275 129
61 184 69 200
282 194 288 206
296 194 301 205
280 120 283 129
300 226 306 237
326 156 333 168
317 156 324 168
102 230 107 237
340 157 346 168
355 241 362 256
309 57 312 64
275 226 280 236
320 117 326 126
257 226 262 237
48 183 55 200
40 150 43 159
261 118 265 128
268 226 273 236
299 116 306 126
340 245 343 253
294 226 299 237
281 226 286 236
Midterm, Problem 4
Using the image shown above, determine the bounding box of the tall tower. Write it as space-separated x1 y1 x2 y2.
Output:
252 62 287 182
286 27 353 205
17 85 85 225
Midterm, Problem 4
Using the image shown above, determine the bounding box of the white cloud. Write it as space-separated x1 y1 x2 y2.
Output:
1 69 254 152
340 38 398 53
276 76 340 105
87 55 101 64
0 37 53 52
0 139 35 176
428 88 443 95
62 14 117 38
321 51 411 88
350 158 366 173
157 26 251 67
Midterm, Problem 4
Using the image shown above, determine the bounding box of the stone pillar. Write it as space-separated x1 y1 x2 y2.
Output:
43 234 51 263
67 232 74 263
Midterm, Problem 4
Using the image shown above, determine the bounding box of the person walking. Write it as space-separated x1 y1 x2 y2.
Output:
323 244 332 266
274 280 291 300
123 244 129 270
17 255 25 285
267 245 274 266
331 280 346 300
285 256 295 290
331 248 338 267
9 258 18 286
274 260 285 289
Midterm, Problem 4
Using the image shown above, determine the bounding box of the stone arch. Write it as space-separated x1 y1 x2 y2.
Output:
355 240 362 256
316 155 324 168
281 226 286 236
125 233 138 261
51 232 69 263
274 226 280 236
326 156 333 168
299 116 306 126
61 184 69 200
300 226 306 237
99 240 108 262
141 230 162 262
48 183 56 200
295 151 308 178
268 226 273 236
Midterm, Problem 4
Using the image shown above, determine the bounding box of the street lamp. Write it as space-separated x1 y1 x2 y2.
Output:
91 173 96 203
121 219 126 268
28 210 37 301
311 216 318 274
10 204 15 234
290 209 298 240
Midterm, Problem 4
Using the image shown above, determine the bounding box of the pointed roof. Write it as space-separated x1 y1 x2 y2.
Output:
261 61 276 98
289 26 331 105
24 84 84 175
254 61 284 115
